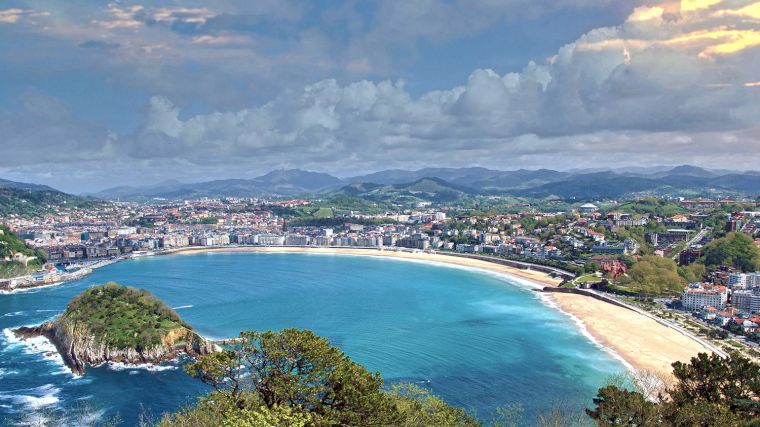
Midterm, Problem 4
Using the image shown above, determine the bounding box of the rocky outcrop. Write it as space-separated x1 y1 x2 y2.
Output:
14 319 216 374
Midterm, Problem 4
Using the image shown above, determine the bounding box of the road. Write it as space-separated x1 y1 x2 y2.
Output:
671 227 710 261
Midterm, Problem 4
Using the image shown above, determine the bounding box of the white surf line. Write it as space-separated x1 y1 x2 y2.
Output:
536 293 635 374
273 250 636 373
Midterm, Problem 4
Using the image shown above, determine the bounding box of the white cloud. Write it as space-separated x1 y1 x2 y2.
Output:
119 1 760 171
0 8 49 24
3 0 760 191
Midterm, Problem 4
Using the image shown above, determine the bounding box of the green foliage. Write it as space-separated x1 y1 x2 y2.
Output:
585 261 601 273
615 198 686 217
0 226 45 278
170 329 482 427
154 397 315 427
285 216 387 228
621 256 685 295
197 216 220 225
0 226 42 259
586 386 659 426
670 353 760 418
0 261 36 279
312 207 333 218
701 232 760 272
658 401 740 427
185 329 400 426
388 384 480 427
677 263 706 284
587 353 760 426
312 195 390 215
0 188 102 217
63 283 189 350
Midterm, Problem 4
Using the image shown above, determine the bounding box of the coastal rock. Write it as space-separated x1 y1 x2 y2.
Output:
13 283 216 374
15 321 215 375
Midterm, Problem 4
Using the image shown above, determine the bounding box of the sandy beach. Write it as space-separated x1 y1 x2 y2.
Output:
549 293 709 378
171 246 565 287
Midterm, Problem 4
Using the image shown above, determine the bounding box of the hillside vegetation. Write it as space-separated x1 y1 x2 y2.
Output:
0 187 102 217
63 283 189 350
0 225 45 278
154 329 760 426
702 232 760 272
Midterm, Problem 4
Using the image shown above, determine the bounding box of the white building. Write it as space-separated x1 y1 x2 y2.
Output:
681 283 728 311
456 244 480 253
257 234 286 246
285 234 310 246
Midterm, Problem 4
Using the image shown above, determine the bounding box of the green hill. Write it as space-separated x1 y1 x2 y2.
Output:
15 283 214 374
0 226 45 278
63 283 190 349
0 187 103 217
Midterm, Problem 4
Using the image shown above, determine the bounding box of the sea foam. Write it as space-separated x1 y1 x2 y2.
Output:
0 384 61 410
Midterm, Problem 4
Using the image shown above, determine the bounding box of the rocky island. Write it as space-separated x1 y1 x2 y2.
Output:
14 282 215 374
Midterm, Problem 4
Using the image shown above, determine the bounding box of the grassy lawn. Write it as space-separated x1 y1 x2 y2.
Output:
313 207 333 218
574 274 599 284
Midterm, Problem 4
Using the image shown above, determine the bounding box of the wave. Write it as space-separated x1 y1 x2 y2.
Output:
1 311 25 318
534 292 634 373
0 384 60 410
2 328 76 377
0 282 65 295
172 305 193 310
2 327 19 349
105 361 179 372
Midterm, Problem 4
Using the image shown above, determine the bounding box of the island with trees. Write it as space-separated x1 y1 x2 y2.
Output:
14 282 215 374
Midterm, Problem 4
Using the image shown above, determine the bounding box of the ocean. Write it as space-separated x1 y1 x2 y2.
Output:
0 252 624 425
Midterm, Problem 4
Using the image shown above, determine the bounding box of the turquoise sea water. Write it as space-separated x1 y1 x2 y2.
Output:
0 252 624 424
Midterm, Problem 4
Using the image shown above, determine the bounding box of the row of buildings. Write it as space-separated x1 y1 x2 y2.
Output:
682 274 760 315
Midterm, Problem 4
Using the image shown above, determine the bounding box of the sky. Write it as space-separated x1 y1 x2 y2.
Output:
1 0 759 193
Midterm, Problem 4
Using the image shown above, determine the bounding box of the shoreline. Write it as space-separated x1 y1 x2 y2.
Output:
2 245 714 378
167 246 566 288
168 246 709 376
0 257 120 295
547 292 712 378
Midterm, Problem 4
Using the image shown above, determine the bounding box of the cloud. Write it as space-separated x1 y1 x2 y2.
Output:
2 0 760 192
0 8 49 24
0 92 115 167
127 1 758 163
0 8 25 23
95 4 145 30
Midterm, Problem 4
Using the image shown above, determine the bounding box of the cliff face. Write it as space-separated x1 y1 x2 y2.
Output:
15 319 216 374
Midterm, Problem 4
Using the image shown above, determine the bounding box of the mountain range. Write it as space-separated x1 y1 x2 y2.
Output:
3 165 760 203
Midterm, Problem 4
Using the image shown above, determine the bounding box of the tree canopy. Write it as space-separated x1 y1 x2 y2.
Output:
621 256 686 295
174 328 480 427
701 232 760 272
587 353 760 426
63 282 190 350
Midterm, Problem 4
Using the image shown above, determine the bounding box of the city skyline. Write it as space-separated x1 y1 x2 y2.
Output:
1 0 759 192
